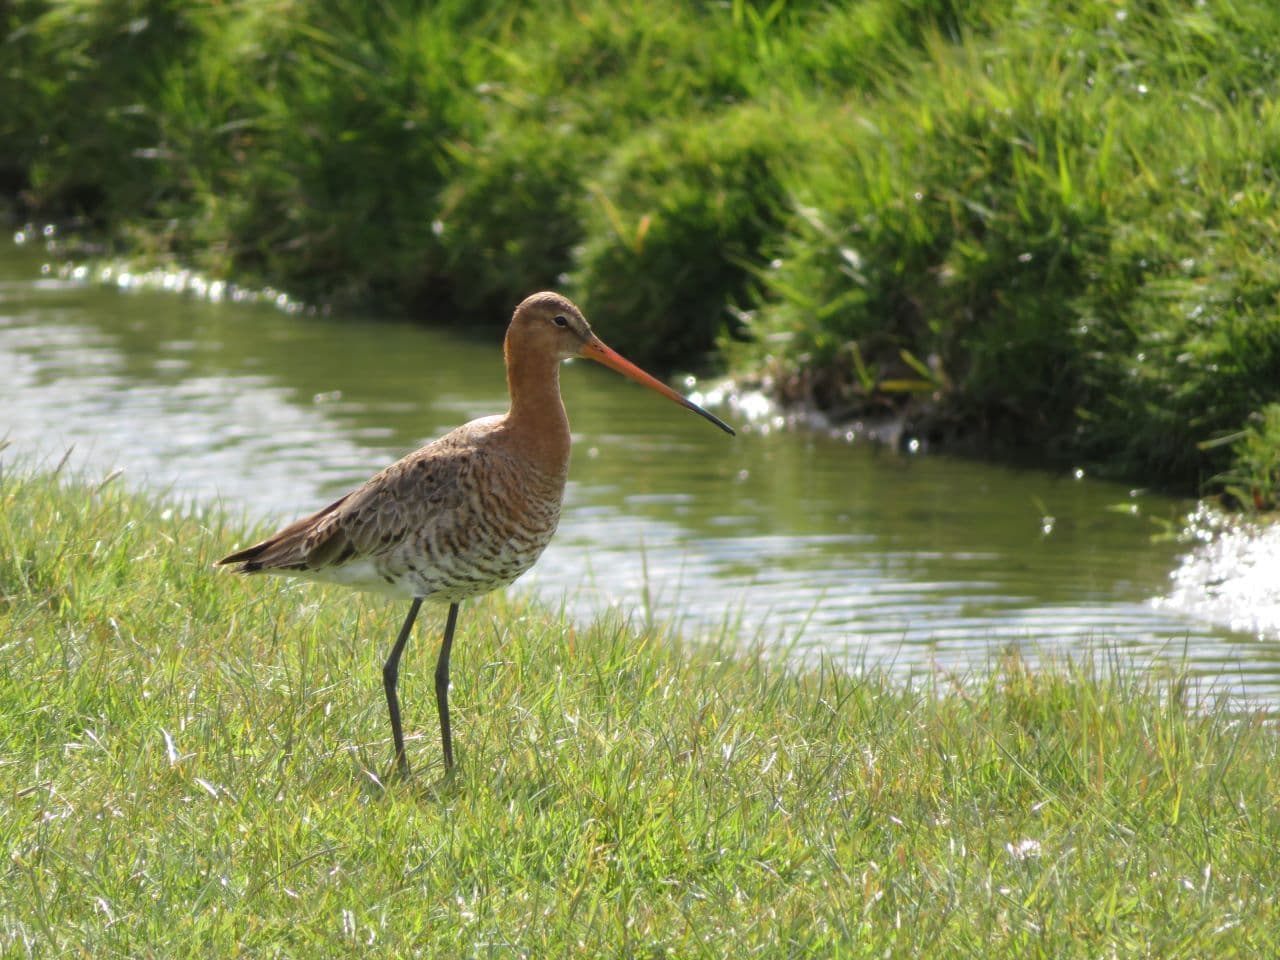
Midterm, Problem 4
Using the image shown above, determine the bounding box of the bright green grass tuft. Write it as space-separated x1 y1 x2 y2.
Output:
3 467 1280 955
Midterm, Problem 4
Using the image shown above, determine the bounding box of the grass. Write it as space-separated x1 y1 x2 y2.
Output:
4 0 1280 502
4 466 1280 955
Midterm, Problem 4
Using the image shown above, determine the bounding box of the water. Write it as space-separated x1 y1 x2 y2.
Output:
2 244 1275 697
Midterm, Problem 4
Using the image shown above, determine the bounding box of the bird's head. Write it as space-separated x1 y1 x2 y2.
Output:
506 291 734 436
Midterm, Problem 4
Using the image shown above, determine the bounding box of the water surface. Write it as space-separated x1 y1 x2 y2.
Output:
2 244 1273 698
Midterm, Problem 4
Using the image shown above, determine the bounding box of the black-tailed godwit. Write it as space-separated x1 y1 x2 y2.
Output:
217 292 733 776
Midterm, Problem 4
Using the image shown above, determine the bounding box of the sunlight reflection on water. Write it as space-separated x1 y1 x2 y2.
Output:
1155 503 1280 639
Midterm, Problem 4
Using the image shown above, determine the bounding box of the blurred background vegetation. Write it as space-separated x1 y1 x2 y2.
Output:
2 0 1278 503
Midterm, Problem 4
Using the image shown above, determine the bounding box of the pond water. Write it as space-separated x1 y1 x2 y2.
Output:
2 242 1275 699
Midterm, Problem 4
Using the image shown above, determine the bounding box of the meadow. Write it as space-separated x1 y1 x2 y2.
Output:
3 464 1280 955
5 5 1280 953
3 0 1279 502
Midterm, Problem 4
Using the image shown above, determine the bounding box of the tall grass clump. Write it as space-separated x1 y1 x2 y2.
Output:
434 117 587 317
1 0 212 226
429 0 767 324
734 29 1115 440
1071 98 1280 487
572 105 809 370
733 1 1280 489
182 0 507 305
3 463 1280 954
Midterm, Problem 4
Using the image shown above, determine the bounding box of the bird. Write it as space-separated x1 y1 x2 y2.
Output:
217 291 733 777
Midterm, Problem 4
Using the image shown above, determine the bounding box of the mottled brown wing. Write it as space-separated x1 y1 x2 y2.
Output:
216 433 476 575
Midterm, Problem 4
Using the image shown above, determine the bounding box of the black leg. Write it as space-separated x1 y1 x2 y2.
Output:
383 598 423 777
436 602 461 769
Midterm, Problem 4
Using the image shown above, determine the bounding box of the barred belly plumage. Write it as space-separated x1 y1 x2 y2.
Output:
386 462 565 601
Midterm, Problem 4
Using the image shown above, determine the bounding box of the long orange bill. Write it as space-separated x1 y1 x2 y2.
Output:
580 336 735 436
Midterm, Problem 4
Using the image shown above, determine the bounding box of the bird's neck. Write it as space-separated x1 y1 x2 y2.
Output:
504 345 571 475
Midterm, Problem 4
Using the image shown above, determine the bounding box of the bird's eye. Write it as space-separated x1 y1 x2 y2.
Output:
553 315 569 327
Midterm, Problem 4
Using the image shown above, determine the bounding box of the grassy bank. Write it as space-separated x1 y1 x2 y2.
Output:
3 1 1280 500
4 468 1280 954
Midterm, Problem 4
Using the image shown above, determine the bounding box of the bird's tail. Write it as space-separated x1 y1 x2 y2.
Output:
216 492 352 573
